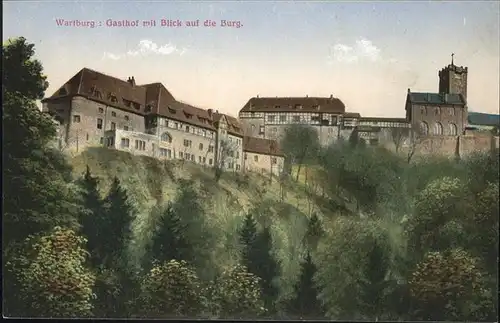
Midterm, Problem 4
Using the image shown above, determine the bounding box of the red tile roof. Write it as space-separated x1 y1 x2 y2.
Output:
240 96 346 114
243 136 284 157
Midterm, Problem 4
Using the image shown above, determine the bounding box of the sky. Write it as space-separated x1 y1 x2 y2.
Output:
3 1 500 117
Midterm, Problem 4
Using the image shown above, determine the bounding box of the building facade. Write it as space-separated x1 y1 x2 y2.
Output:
41 68 279 176
242 136 285 176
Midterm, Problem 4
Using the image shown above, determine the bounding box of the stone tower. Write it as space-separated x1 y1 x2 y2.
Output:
438 54 468 101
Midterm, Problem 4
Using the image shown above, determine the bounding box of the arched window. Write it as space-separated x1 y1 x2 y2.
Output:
433 122 443 135
435 107 441 115
420 121 429 135
449 123 458 136
251 124 256 132
161 132 172 143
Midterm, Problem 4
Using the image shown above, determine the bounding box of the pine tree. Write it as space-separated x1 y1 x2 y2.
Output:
149 202 191 265
254 226 281 314
78 165 106 266
240 213 258 266
102 177 135 267
303 213 325 251
288 251 324 319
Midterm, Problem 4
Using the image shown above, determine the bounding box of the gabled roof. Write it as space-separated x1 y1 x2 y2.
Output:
243 136 283 157
213 112 244 137
343 112 361 118
468 112 500 127
407 91 465 105
240 96 346 113
42 67 217 130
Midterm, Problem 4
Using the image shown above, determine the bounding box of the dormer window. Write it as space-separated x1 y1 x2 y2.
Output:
145 104 152 113
185 113 193 119
133 102 140 110
168 107 176 114
59 88 67 96
313 105 320 110
123 99 131 107
295 104 302 109
275 105 280 109
108 93 118 103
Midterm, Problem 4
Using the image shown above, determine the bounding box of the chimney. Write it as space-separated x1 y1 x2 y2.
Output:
407 88 411 93
257 94 259 98
208 109 213 117
329 94 333 99
127 76 136 86
306 94 308 98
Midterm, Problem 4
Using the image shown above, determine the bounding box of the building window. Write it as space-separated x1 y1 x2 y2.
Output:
124 126 129 131
97 118 103 129
111 122 116 130
98 108 104 114
202 157 206 163
191 154 195 161
420 121 429 135
449 123 458 136
161 132 172 143
124 115 129 121
293 116 300 123
236 164 240 171
420 107 427 115
279 115 286 122
251 124 256 132
199 143 203 150
254 155 258 162
259 125 265 134
433 122 443 135
268 115 275 122
208 145 214 153
185 126 190 133
112 111 117 117
435 107 441 115
73 115 81 123
100 137 104 144
180 152 184 158
271 157 277 165
160 148 171 158
236 151 240 159
198 156 202 163
121 138 130 148
183 139 192 147
86 133 89 141
135 140 146 151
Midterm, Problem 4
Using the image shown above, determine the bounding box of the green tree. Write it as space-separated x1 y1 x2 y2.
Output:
408 248 494 321
406 177 469 260
209 264 266 318
92 177 137 317
172 179 214 273
146 201 191 266
102 176 135 267
137 260 207 318
315 218 402 320
303 213 325 251
3 37 81 315
288 251 324 319
239 213 258 263
78 165 106 266
3 37 49 100
6 227 96 317
281 124 320 181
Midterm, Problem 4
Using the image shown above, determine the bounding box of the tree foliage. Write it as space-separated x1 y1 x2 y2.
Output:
209 264 266 318
281 124 320 180
138 260 207 318
288 252 324 319
409 249 494 321
6 227 96 317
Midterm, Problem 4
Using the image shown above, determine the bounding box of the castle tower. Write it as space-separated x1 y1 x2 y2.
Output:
438 53 468 101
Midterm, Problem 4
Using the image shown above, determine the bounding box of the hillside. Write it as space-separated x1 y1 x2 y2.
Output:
71 147 350 302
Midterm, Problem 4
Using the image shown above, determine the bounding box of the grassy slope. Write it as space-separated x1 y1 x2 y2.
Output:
71 147 348 301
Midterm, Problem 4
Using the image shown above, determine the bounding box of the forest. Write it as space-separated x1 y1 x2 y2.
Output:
3 37 499 321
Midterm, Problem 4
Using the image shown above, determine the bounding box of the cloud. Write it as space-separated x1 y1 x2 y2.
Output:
328 38 381 64
102 39 186 60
